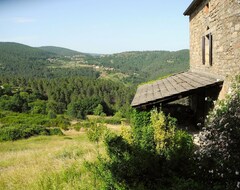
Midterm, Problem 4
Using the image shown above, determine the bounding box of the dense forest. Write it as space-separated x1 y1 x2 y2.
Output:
85 50 189 83
0 42 189 84
0 42 100 78
0 76 134 114
0 76 134 141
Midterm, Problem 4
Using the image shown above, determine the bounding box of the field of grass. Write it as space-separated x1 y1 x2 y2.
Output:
0 130 106 190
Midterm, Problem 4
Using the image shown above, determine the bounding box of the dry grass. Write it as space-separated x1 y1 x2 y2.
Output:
0 130 100 190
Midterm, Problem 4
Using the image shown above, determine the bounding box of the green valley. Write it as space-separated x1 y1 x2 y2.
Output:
0 41 196 190
0 42 189 84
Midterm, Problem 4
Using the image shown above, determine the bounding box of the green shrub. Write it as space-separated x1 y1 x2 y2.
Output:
0 124 63 141
0 112 50 126
29 100 47 114
87 109 195 189
73 123 81 131
48 110 57 119
87 123 107 144
49 128 63 136
93 104 105 116
0 111 6 118
196 76 240 189
81 121 93 128
0 125 22 141
49 116 70 130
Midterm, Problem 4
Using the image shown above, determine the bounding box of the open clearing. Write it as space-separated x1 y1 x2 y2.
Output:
0 128 112 190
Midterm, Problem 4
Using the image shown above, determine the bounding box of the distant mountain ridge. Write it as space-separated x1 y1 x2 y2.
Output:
0 42 55 77
0 42 56 57
84 49 190 83
38 46 86 56
0 42 189 83
0 42 99 78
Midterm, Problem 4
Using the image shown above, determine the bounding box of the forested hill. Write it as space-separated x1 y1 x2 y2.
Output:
0 42 55 59
0 42 100 78
85 50 189 83
0 42 189 83
0 42 53 77
38 46 86 56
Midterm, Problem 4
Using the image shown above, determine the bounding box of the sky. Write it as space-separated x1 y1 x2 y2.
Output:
0 0 193 54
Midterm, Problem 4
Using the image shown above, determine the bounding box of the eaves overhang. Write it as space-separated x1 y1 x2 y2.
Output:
131 71 224 109
184 0 203 16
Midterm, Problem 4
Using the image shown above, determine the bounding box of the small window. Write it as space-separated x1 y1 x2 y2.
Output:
209 33 212 66
204 3 209 14
202 36 205 65
202 33 213 66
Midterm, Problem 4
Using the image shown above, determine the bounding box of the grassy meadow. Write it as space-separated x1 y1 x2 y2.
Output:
0 129 108 190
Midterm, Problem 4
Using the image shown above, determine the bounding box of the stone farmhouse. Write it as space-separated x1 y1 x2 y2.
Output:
131 0 240 124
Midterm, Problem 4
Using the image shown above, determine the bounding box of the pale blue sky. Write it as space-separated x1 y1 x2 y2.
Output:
0 0 192 54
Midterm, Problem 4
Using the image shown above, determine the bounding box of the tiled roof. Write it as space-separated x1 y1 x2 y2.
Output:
131 71 224 108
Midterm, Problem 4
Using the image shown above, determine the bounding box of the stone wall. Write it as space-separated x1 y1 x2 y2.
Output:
189 0 240 79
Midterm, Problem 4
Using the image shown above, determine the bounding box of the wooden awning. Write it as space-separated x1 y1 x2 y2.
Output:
131 71 224 108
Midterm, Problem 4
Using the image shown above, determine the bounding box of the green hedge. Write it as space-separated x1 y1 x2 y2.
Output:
0 124 63 141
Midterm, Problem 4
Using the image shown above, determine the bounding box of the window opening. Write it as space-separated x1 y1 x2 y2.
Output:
202 33 213 66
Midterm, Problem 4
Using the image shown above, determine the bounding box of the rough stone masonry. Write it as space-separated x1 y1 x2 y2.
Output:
186 0 240 98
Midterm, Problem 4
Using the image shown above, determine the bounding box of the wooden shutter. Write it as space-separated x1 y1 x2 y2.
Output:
209 33 213 66
202 36 205 65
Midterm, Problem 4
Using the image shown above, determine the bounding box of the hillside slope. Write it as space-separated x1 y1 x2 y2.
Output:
0 42 56 77
38 46 86 56
0 42 100 78
85 50 189 83
0 42 189 83
0 42 55 60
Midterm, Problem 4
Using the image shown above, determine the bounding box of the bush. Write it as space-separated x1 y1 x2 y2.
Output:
72 123 81 131
49 116 70 130
114 105 133 122
29 100 47 114
0 112 50 126
88 109 194 189
196 76 240 189
93 104 106 116
48 110 57 119
104 117 122 125
87 122 107 144
0 124 63 141
49 128 63 136
67 97 103 119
